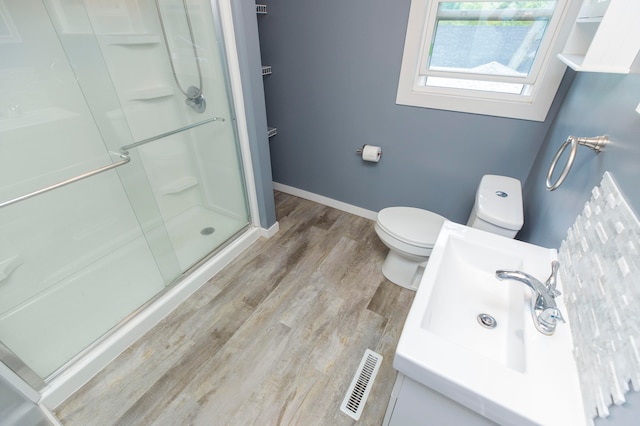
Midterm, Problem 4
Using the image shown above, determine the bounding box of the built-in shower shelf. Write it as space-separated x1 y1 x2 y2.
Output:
128 86 175 101
160 176 198 195
101 34 161 46
256 4 267 14
267 127 277 138
261 65 272 76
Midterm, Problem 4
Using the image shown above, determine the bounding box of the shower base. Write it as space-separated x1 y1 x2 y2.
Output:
0 235 165 379
0 205 247 380
164 205 247 272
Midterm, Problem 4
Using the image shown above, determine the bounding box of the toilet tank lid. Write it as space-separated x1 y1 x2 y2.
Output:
475 175 524 230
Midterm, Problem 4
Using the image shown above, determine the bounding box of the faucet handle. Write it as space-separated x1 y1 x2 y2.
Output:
546 261 561 297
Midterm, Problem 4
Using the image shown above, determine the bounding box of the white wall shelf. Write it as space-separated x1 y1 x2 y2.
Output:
267 127 277 138
558 0 640 73
261 65 272 76
256 4 267 14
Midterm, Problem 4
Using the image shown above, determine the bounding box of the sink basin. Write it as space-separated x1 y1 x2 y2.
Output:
394 221 585 425
422 235 528 373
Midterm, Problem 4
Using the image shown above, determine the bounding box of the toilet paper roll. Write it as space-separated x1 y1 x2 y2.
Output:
362 145 382 162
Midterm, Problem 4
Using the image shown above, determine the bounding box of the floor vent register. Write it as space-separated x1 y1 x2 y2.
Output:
340 349 383 421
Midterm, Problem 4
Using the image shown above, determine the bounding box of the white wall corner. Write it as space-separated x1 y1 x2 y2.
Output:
273 182 378 221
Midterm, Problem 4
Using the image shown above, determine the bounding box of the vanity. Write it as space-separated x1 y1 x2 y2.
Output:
383 221 586 425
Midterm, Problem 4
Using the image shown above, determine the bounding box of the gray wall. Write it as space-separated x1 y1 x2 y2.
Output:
258 0 570 223
519 72 640 426
520 72 640 248
231 0 277 228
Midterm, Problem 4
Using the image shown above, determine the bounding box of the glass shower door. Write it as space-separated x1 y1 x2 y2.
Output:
0 0 252 388
0 0 178 384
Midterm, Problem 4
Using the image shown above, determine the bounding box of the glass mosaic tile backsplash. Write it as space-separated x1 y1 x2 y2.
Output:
559 172 640 421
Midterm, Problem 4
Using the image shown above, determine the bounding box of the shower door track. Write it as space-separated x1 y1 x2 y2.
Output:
0 341 45 391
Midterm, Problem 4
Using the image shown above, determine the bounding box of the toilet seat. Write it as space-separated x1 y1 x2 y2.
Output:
376 207 446 248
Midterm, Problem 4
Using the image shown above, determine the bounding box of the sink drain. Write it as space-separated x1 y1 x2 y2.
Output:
477 313 497 329
200 227 215 236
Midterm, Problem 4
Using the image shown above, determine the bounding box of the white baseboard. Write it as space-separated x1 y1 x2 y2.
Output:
273 182 377 220
259 221 280 238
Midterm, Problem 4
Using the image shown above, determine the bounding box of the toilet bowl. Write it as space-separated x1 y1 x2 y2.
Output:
375 175 523 290
375 207 446 290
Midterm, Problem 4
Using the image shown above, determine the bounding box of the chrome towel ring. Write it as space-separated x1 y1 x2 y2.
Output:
545 135 608 191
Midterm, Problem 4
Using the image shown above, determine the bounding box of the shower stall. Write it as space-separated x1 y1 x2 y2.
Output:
0 0 262 407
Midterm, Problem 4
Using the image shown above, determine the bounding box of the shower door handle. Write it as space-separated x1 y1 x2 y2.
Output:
0 152 130 209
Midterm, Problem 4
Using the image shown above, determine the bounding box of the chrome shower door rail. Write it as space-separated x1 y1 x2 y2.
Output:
119 116 223 153
0 152 130 209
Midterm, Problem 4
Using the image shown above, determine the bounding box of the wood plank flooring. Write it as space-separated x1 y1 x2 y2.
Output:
55 192 414 425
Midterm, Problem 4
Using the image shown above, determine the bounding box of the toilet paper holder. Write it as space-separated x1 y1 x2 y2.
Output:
356 144 382 162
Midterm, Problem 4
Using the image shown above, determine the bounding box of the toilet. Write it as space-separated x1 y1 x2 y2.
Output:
375 175 524 290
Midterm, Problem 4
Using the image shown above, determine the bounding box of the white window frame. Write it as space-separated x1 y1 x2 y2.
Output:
396 0 583 121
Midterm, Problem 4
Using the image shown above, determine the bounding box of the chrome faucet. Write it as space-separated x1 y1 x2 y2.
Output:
496 261 565 336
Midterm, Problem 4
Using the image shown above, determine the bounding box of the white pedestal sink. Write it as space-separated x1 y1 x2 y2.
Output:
387 221 586 425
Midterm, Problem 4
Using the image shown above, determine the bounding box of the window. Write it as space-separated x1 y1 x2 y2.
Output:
396 0 581 121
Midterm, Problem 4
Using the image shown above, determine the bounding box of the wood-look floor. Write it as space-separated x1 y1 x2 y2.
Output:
55 192 414 425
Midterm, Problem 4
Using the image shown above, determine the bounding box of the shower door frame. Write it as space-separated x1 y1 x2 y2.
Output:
0 0 266 410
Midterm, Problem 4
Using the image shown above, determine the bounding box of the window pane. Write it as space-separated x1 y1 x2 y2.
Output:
428 1 557 77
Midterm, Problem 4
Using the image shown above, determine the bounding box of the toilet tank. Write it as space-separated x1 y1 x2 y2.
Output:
466 175 523 238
